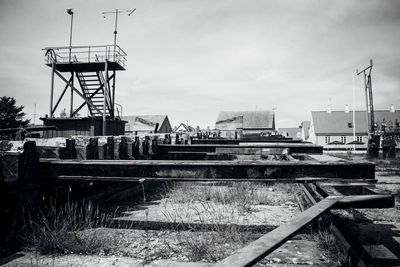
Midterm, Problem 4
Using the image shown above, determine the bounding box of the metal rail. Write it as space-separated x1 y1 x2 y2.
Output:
43 45 127 68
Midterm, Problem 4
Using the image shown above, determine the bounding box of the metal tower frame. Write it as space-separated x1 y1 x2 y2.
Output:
44 45 127 134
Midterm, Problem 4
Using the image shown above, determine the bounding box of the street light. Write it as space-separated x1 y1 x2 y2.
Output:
67 8 74 63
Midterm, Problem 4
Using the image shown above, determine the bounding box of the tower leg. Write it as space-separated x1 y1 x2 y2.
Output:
103 60 109 135
50 62 55 117
112 71 116 119
70 72 74 117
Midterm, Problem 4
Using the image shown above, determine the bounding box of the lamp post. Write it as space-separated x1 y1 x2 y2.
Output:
67 8 74 63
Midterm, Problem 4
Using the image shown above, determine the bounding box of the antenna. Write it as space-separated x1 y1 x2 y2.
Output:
102 8 136 60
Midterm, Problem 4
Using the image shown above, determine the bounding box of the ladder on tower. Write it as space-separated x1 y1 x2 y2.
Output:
76 71 112 117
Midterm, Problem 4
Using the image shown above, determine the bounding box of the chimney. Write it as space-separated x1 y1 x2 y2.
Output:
327 105 332 114
390 104 395 113
345 104 349 113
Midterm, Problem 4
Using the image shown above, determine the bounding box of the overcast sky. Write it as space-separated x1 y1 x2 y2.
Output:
0 0 399 128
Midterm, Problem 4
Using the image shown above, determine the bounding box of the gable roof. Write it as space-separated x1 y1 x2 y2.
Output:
216 110 275 130
123 115 168 132
176 123 195 132
311 110 400 135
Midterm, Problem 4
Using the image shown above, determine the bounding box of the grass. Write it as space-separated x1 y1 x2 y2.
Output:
157 182 301 262
315 226 349 267
164 182 300 214
20 200 116 255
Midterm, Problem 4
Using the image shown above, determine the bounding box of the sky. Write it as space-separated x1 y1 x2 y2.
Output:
0 0 399 129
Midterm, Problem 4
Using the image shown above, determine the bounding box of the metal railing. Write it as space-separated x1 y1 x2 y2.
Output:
43 45 127 68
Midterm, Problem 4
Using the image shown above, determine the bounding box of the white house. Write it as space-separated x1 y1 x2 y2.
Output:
309 108 400 149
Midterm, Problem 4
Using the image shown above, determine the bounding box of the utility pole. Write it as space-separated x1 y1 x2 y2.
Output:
356 59 378 158
356 59 374 138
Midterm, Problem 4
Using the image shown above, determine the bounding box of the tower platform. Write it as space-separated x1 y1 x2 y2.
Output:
44 45 127 72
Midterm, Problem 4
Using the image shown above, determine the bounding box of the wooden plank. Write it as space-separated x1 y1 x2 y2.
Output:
56 175 377 185
214 196 342 267
333 195 394 209
57 176 334 183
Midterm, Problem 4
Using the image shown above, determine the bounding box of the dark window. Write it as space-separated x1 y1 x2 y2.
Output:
348 122 353 128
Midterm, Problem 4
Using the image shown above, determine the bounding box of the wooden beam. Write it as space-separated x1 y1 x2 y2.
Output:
333 195 394 209
214 196 343 267
56 175 377 184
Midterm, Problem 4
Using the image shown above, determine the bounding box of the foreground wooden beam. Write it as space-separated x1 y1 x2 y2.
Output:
56 175 377 184
40 159 375 180
214 196 343 267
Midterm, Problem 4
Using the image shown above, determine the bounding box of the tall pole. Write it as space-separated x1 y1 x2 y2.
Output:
102 8 136 61
352 73 356 151
363 71 370 139
67 8 74 63
357 60 373 140
114 9 118 61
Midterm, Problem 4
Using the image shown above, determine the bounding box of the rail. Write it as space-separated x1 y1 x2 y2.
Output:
43 45 127 68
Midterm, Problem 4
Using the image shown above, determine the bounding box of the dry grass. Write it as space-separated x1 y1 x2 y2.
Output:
20 201 116 255
164 182 299 214
158 182 301 262
315 226 349 267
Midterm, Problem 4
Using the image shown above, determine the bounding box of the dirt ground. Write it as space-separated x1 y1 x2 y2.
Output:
2 182 339 267
4 155 399 267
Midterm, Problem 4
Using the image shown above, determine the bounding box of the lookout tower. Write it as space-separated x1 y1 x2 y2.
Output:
41 45 127 137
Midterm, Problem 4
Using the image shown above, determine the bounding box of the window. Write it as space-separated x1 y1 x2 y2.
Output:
348 122 353 128
325 136 330 143
341 136 346 143
357 136 363 142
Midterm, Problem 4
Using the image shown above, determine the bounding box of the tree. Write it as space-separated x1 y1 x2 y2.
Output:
0 96 30 129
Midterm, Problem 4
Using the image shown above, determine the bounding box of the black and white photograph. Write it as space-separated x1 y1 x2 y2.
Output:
0 0 399 266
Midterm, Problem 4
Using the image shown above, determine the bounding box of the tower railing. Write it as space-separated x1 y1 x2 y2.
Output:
44 45 127 68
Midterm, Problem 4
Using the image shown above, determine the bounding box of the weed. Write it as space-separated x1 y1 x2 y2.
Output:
315 226 349 267
20 200 115 255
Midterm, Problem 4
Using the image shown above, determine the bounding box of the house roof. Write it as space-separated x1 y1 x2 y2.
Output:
216 110 275 130
311 110 400 135
123 115 168 132
176 123 195 132
278 127 301 138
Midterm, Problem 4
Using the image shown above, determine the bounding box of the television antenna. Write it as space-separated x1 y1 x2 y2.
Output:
102 8 136 60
